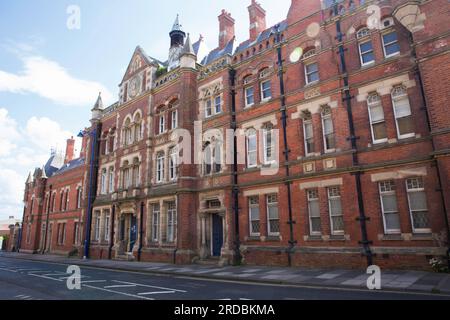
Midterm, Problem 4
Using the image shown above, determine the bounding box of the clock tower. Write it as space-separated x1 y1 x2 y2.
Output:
168 15 186 71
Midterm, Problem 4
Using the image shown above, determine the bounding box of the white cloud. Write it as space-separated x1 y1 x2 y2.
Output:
0 108 21 157
0 109 81 220
0 56 113 107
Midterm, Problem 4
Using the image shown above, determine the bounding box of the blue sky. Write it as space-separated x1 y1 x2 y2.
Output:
0 0 291 221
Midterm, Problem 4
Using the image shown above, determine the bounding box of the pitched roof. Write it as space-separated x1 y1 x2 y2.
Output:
53 158 85 176
201 38 235 65
234 20 288 55
43 153 65 178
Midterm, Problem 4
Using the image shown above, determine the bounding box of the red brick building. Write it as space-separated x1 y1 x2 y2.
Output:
20 0 450 270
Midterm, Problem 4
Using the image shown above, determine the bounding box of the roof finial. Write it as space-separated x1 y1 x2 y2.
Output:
183 33 195 56
172 14 182 32
93 92 103 110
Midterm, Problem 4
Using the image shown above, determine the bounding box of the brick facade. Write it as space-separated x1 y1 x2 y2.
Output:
20 0 450 270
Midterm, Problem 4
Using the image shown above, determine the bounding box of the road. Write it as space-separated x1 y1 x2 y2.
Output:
0 256 448 300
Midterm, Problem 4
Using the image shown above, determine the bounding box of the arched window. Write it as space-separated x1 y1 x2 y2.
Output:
109 128 116 153
243 75 254 108
321 106 336 152
262 124 275 164
123 118 132 146
108 168 114 193
132 157 140 187
302 111 314 156
367 93 387 143
156 152 165 183
214 143 222 173
391 86 414 139
134 113 142 142
246 128 257 168
122 161 131 189
356 28 374 66
169 147 178 181
100 169 107 195
203 142 212 175
259 68 272 101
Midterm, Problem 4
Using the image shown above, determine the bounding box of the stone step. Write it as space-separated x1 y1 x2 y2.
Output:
195 258 220 266
114 253 135 261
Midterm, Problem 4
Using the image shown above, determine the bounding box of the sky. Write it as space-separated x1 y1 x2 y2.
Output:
0 0 291 221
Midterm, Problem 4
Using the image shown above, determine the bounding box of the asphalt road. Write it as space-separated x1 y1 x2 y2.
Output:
0 256 448 300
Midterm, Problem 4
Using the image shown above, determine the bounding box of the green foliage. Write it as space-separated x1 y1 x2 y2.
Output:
156 66 168 78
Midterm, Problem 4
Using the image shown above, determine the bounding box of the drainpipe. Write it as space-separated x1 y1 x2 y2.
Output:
42 185 52 254
83 124 101 259
407 32 450 269
138 202 144 262
275 25 297 267
229 68 242 265
108 204 115 260
332 3 373 266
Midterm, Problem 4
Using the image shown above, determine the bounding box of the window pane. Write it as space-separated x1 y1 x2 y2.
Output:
362 52 375 64
309 201 320 217
268 205 279 219
385 43 400 56
269 220 280 234
394 98 412 118
330 198 342 216
385 212 401 231
306 63 318 73
383 32 398 44
373 122 387 140
310 217 321 233
382 194 398 212
412 211 429 229
305 122 313 138
409 191 428 211
332 216 344 232
397 116 414 136
250 207 260 220
323 118 333 134
370 104 385 122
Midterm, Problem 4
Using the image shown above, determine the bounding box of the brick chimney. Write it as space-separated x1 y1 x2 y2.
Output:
218 9 235 50
64 136 75 164
248 0 266 41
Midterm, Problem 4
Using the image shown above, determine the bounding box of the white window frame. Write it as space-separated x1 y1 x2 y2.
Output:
108 168 114 193
379 181 401 234
327 187 344 236
266 194 280 237
260 80 272 102
156 154 165 183
358 40 375 66
171 109 178 130
76 187 82 209
151 204 160 242
249 196 260 237
382 30 400 58
391 86 415 140
263 128 275 164
205 99 213 118
245 86 254 107
104 213 111 242
169 148 178 181
406 178 431 234
159 115 165 135
100 169 107 195
321 108 336 153
214 96 222 115
367 94 388 144
307 189 321 236
304 62 319 85
246 129 257 168
303 119 314 156
94 213 101 241
166 202 177 243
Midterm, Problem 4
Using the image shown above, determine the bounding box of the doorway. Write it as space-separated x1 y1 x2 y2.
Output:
211 214 223 257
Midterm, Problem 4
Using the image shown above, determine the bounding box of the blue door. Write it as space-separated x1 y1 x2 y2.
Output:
129 216 137 252
212 215 223 257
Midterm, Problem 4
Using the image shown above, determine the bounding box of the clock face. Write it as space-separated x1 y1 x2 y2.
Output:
128 75 141 98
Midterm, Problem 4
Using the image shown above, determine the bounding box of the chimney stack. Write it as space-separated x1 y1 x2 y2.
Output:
64 136 75 164
218 9 235 50
248 0 266 41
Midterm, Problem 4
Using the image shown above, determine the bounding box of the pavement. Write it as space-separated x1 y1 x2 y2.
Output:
1 251 450 297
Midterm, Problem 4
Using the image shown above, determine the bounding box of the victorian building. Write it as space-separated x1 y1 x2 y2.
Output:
19 0 450 270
